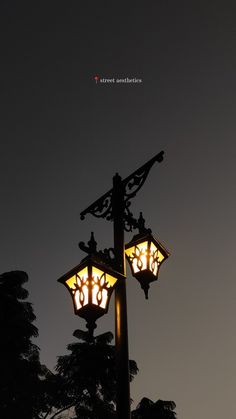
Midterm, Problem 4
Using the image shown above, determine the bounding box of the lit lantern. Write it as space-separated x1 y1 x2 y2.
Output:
58 253 123 335
125 231 169 299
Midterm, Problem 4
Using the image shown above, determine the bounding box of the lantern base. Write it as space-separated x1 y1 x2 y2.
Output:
133 270 158 299
141 282 150 299
75 304 107 339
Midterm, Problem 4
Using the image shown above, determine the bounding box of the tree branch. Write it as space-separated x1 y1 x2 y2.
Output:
44 402 76 419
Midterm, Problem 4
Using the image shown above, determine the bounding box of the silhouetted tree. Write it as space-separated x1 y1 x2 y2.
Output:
0 271 48 419
132 397 177 419
46 329 138 418
0 270 178 419
44 330 178 419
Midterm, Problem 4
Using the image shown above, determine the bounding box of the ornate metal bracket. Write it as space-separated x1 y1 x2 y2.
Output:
78 232 116 268
123 206 138 232
80 151 164 223
98 247 116 265
124 211 151 234
123 151 164 204
78 232 97 255
80 190 113 221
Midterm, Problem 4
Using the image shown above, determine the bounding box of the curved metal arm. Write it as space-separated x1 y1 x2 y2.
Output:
123 151 164 202
80 151 164 222
80 190 113 221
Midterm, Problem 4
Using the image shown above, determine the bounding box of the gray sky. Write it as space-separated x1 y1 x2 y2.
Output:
1 2 236 418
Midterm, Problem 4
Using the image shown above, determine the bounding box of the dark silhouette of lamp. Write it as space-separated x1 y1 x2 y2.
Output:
58 151 169 419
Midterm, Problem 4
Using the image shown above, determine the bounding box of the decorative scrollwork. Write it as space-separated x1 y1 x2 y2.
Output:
123 210 151 234
71 271 112 311
123 151 164 203
124 170 149 202
80 190 113 221
73 274 89 309
80 151 164 223
98 247 116 266
150 248 159 276
79 232 98 255
127 245 147 273
123 206 138 232
91 272 112 307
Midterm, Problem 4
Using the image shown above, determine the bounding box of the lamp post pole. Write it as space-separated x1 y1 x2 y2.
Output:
113 173 130 419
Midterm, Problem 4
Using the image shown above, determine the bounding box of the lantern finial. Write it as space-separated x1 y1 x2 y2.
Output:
137 212 151 235
78 232 97 255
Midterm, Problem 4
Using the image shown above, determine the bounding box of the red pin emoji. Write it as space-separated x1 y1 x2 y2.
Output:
94 75 100 84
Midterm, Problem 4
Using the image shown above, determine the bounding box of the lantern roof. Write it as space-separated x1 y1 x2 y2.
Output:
58 252 125 286
125 231 170 260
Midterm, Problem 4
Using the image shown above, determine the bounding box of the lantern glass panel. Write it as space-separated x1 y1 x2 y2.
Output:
58 256 123 331
125 241 148 273
65 274 77 290
66 267 89 310
149 242 163 274
64 266 119 311
150 242 167 275
91 267 118 308
92 267 107 309
105 273 118 287
149 242 158 276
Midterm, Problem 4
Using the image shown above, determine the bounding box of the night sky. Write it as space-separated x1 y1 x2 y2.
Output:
1 2 236 418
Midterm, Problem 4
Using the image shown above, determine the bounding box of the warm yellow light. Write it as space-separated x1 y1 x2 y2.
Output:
149 242 158 276
75 282 89 310
125 241 148 273
125 233 169 298
91 267 116 286
65 265 118 311
58 254 122 324
105 273 117 287
92 268 108 309
65 267 89 310
91 266 117 308
65 274 77 290
126 239 167 278
65 268 88 290
149 242 165 276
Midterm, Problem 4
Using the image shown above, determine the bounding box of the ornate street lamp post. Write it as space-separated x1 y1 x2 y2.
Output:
58 151 169 419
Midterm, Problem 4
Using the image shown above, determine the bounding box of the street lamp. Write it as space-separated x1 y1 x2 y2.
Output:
58 232 124 337
125 213 169 299
58 151 169 419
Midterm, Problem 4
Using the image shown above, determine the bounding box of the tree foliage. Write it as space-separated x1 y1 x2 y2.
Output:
41 330 177 419
132 397 177 419
0 270 178 419
46 329 138 419
0 271 47 419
